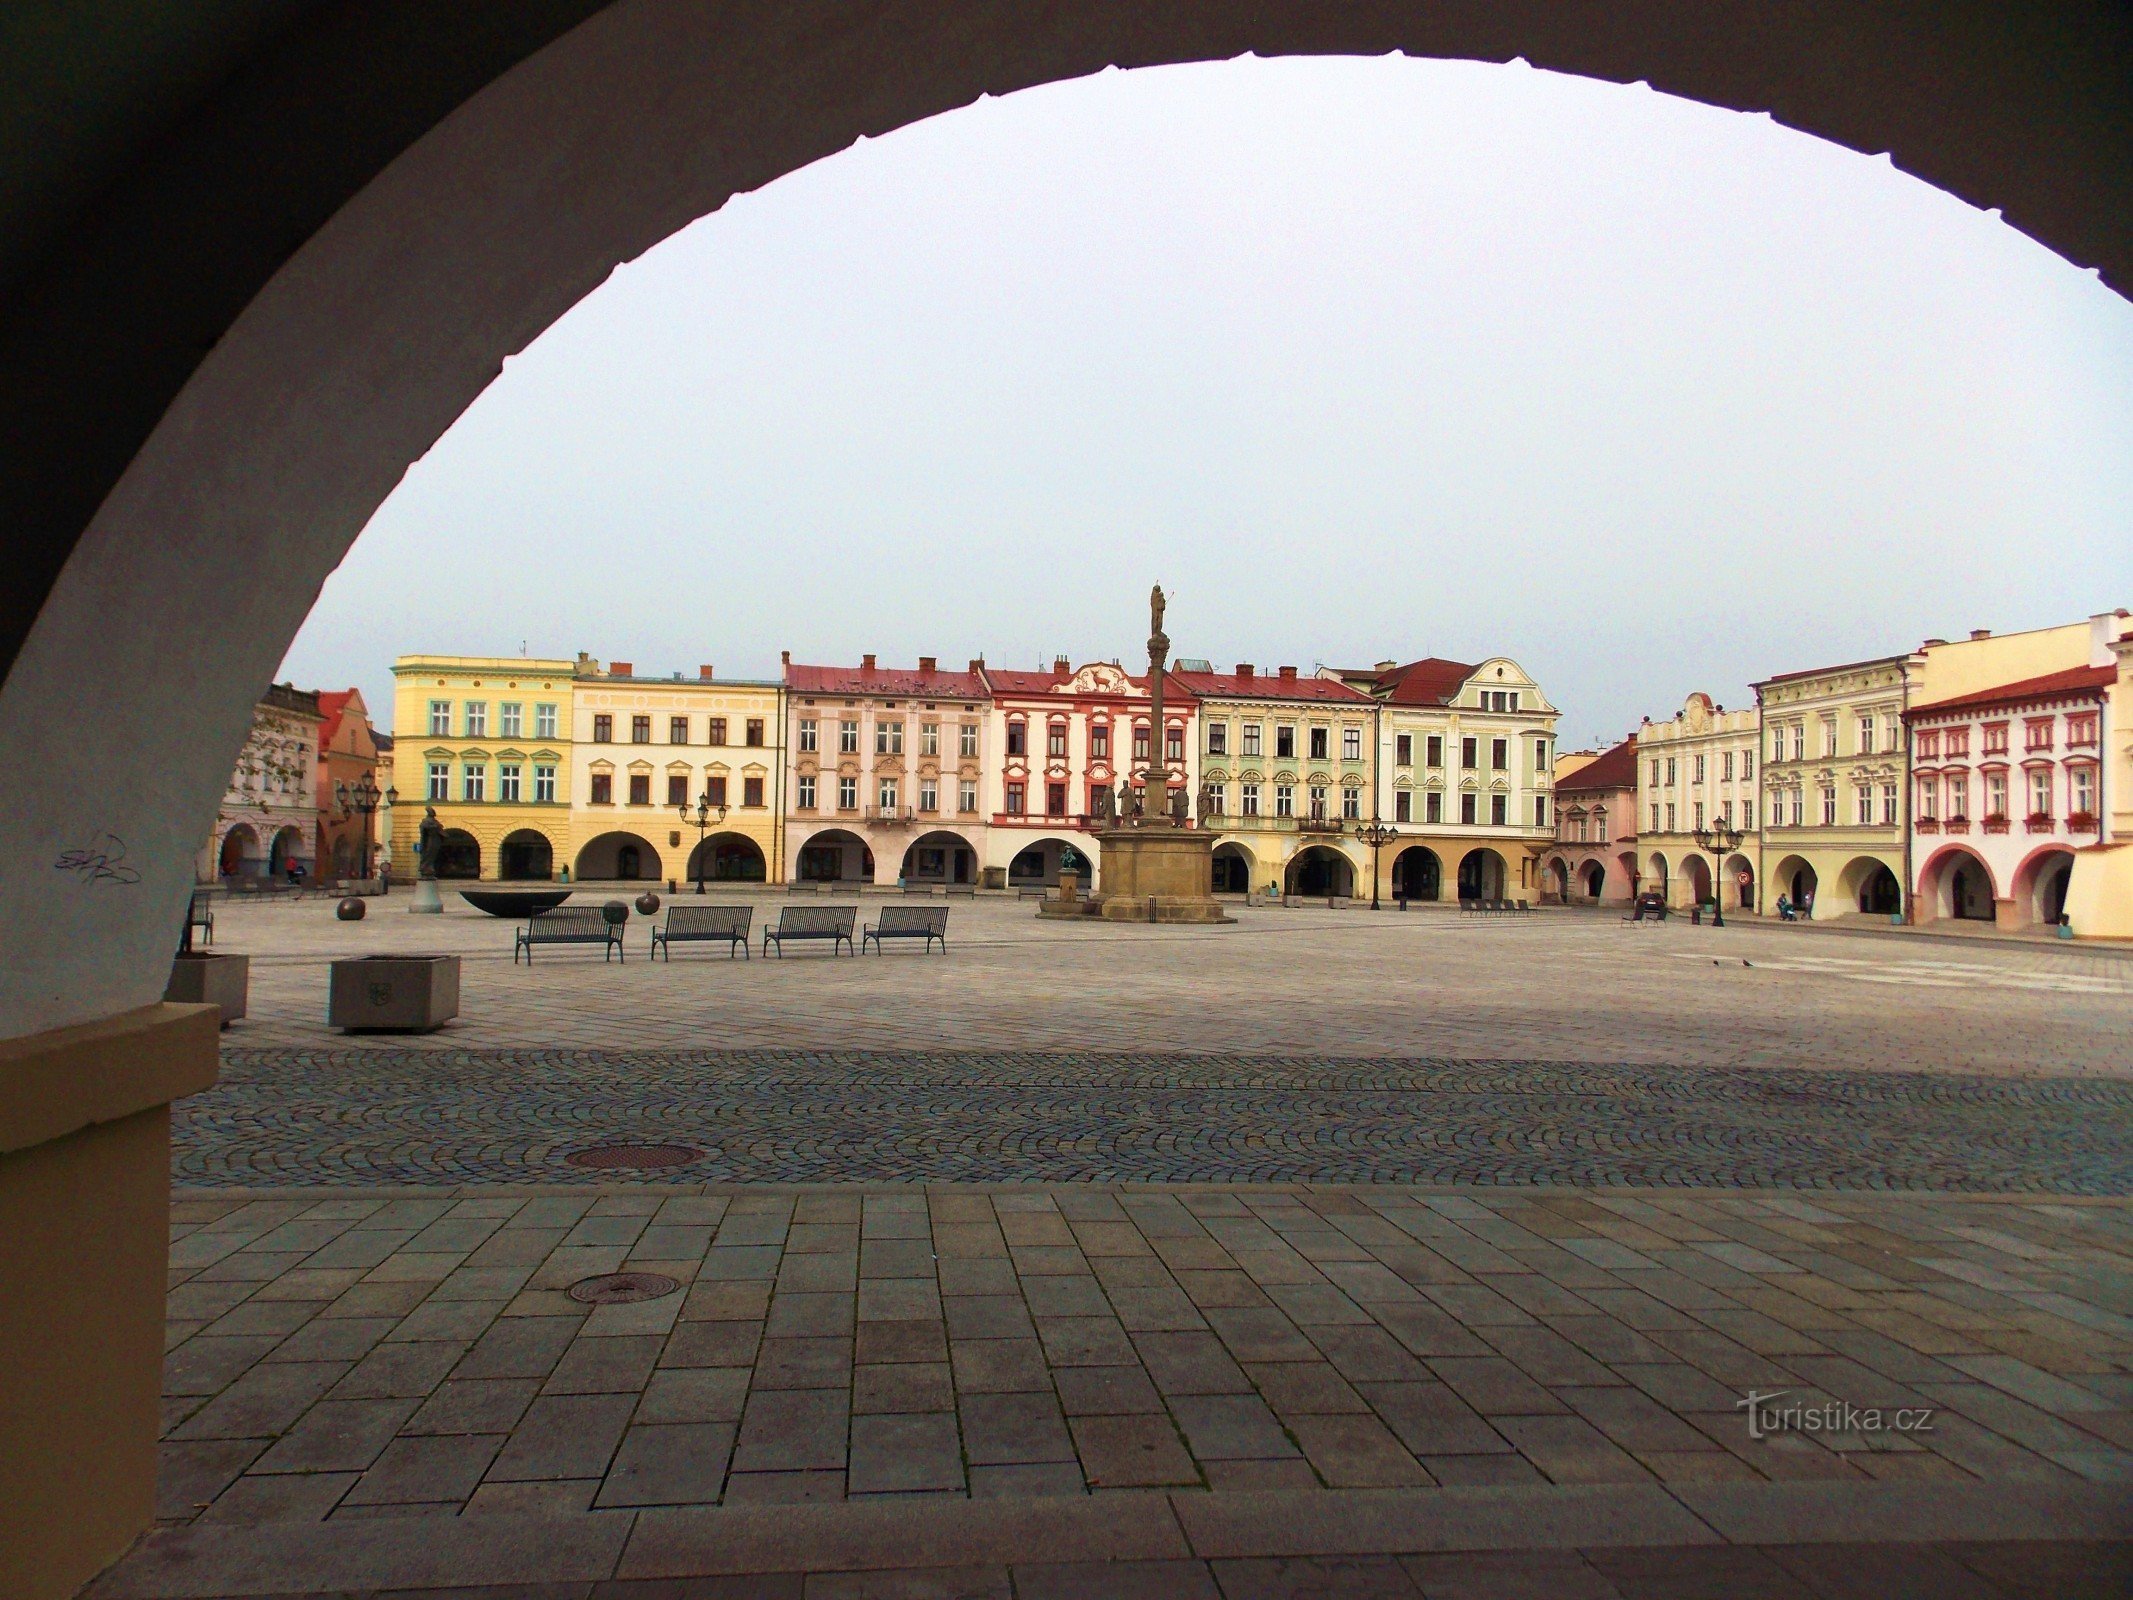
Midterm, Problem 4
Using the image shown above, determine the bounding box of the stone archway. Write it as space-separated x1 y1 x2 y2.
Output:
1393 846 1441 903
575 830 661 882
499 829 555 881
1919 845 1997 923
216 823 260 881
1286 845 1356 899
2013 846 2077 930
1582 860 1607 902
691 831 770 883
1211 842 1253 896
1457 848 1507 902
899 830 977 886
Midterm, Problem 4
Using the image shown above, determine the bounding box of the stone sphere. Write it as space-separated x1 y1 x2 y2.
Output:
602 900 630 925
335 897 366 921
635 891 662 916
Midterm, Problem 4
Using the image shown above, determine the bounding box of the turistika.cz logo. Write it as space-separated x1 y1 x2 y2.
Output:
1735 1389 1935 1441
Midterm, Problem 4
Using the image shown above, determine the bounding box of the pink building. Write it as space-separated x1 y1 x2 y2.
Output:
1906 665 2111 931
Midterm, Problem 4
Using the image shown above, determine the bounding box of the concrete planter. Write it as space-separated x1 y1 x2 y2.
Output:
164 952 249 1027
328 955 460 1033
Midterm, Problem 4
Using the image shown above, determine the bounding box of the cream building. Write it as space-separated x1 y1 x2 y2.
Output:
570 657 785 884
197 683 325 884
1753 655 1908 918
389 656 574 881
1635 693 1762 912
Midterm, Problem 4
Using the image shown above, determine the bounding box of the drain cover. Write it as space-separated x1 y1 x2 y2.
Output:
565 1143 703 1170
569 1272 679 1305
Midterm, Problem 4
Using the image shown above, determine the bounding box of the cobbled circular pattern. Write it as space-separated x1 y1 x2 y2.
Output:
176 1048 2133 1193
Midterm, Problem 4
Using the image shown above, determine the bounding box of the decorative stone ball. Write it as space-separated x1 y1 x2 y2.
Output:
602 900 630 925
335 897 366 921
635 891 661 916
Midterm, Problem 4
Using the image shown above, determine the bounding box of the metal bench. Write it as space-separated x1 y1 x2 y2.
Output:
945 884 976 899
514 905 623 963
863 904 949 954
900 883 940 896
185 892 215 947
763 903 856 956
651 904 752 960
1015 886 1048 900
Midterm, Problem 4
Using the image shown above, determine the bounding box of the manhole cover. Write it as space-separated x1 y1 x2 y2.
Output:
569 1272 679 1305
564 1143 703 1170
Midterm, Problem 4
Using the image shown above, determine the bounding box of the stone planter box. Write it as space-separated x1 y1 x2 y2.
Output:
164 952 249 1027
329 955 460 1033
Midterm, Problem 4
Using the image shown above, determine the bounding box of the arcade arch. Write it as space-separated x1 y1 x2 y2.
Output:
1919 845 1998 923
1457 848 1508 902
796 828 873 884
1286 845 1356 899
689 832 769 883
1211 842 1254 896
900 831 977 887
1393 846 1441 903
499 829 555 881
575 830 660 882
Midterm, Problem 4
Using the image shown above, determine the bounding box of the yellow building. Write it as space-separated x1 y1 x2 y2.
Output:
1635 693 1762 912
568 656 786 885
1752 656 1908 919
389 656 575 881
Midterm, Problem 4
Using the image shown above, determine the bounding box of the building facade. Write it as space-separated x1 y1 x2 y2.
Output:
1636 693 1762 912
198 683 324 884
314 688 384 881
388 656 575 882
1175 663 1374 898
1326 656 1560 904
783 655 989 886
1542 735 1638 904
572 659 785 884
1753 656 1907 919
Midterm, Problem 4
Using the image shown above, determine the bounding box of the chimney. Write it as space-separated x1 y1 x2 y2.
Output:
1969 629 1991 641
610 661 633 678
968 658 983 674
1278 665 1298 680
1054 655 1070 675
698 664 715 681
1375 659 1397 673
780 649 791 667
861 653 877 672
918 656 936 675
1922 638 1948 648
1236 663 1254 677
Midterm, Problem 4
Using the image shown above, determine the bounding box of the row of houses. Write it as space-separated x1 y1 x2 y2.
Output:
1545 611 2131 937
196 686 391 885
382 648 1565 905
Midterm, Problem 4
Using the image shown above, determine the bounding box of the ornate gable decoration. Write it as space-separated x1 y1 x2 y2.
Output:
1063 662 1133 697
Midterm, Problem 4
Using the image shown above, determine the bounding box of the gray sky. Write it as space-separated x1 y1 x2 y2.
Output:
281 55 2133 748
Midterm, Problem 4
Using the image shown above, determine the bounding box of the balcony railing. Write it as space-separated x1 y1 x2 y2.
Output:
2068 811 2099 834
2025 812 2056 834
1915 818 1939 833
1944 816 1970 834
1982 814 2011 834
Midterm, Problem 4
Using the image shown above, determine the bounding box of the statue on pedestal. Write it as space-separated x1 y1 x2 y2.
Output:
416 806 444 879
1198 782 1218 825
1090 784 1114 824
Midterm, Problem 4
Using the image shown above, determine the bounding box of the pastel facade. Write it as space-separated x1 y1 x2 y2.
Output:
784 655 989 886
313 688 383 880
1543 736 1639 904
1635 694 1761 911
1754 656 1908 919
571 660 785 884
1176 664 1374 899
1328 657 1560 904
388 656 574 882
197 683 324 883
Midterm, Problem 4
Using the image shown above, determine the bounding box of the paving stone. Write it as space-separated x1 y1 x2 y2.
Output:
853 1362 955 1415
405 1378 541 1436
595 1422 736 1507
547 1334 666 1395
487 1393 637 1480
1054 1366 1166 1416
1168 1394 1298 1461
848 1412 964 1494
950 1339 1051 1394
1284 1413 1432 1487
856 1321 949 1365
958 1391 1075 1465
251 1397 419 1474
345 1433 504 1504
734 1389 850 1473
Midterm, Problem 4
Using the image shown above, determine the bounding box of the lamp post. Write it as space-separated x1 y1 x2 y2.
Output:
1690 813 1743 928
678 789 729 893
1353 820 1400 911
335 772 384 883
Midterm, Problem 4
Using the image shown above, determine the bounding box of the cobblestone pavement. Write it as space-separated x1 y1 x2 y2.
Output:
182 1048 2133 1193
118 1184 2133 1598
210 890 2133 1077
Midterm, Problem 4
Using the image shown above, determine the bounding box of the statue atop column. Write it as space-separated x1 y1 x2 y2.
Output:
1144 584 1172 823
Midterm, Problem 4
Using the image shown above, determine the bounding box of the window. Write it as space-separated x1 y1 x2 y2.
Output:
958 779 977 813
1692 754 1705 784
1006 720 1027 757
1207 722 1228 756
1650 759 1661 787
1739 801 1752 830
704 775 728 808
2068 712 2099 748
1047 783 1066 816
798 718 818 752
631 715 651 744
1665 802 1677 832
1535 738 1550 772
1771 731 1784 763
1133 724 1150 761
427 761 449 800
838 776 858 810
1426 735 1443 769
463 763 485 801
797 774 816 810
1789 790 1804 827
1425 791 1442 824
1492 739 1509 772
592 713 612 743
1309 727 1329 761
1649 804 1660 833
628 773 650 805
1089 723 1109 761
1742 750 1753 780
921 722 940 756
1820 716 1838 757
534 764 556 803
429 700 451 736
1276 725 1296 760
1917 729 1941 759
839 719 859 754
1534 796 1548 828
1005 781 1025 815
1166 726 1184 764
1982 722 2008 756
919 777 938 812
1395 733 1412 766
746 719 765 747
1047 722 1068 759
878 778 899 811
1342 786 1361 820
590 772 612 805
877 721 904 756
667 716 688 744
501 703 523 738
2073 765 2096 815
1394 789 1411 822
536 703 557 739
1790 726 1805 761
960 723 979 758
2029 768 2052 817
1883 783 1900 825
1595 807 1608 843
1821 785 1837 826
2025 718 2054 753
1665 757 1677 786
1275 783 1294 817
667 774 688 807
1242 723 1262 757
1859 714 1876 754
1308 784 1328 819
1721 750 1733 780
1342 726 1362 762
465 702 487 738
1241 783 1261 817
1854 784 1872 825
1462 793 1478 825
1917 776 1937 820
1945 727 1970 758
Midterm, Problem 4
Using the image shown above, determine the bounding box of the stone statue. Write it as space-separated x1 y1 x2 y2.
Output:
1149 583 1166 639
416 806 444 879
1198 782 1217 824
1170 786 1189 824
1123 782 1142 821
1091 783 1114 824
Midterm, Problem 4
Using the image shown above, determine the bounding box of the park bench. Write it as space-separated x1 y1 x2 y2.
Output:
1015 886 1048 900
901 883 939 896
945 884 976 899
650 903 752 960
763 903 857 957
863 904 950 955
185 892 215 947
514 905 623 963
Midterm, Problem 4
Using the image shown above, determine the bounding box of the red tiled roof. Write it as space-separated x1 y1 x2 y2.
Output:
1170 670 1371 704
983 667 1196 704
1363 657 1479 705
784 662 987 698
1754 651 1911 689
1906 664 2115 721
1557 735 1639 794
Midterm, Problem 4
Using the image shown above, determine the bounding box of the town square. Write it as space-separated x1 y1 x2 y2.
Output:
6 18 2133 1600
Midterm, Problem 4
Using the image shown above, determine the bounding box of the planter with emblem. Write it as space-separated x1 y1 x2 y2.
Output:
328 954 460 1033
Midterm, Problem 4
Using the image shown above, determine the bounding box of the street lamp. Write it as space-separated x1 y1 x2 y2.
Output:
678 789 729 894
1690 813 1743 928
336 771 384 883
1352 819 1400 911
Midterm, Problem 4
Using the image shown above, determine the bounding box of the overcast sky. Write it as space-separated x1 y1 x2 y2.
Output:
280 55 2133 749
